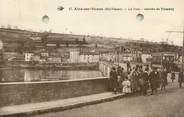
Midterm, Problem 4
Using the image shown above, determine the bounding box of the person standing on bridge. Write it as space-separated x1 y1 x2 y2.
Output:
121 67 127 81
109 67 118 93
127 61 131 73
117 66 123 93
149 67 159 95
130 66 139 93
160 68 168 90
178 69 183 88
140 68 149 95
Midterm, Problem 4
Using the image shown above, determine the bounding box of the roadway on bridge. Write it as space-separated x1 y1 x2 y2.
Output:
33 82 184 117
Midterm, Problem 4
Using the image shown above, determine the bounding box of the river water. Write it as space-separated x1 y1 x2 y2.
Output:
0 68 103 82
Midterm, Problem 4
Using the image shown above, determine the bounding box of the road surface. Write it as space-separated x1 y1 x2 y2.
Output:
32 82 184 117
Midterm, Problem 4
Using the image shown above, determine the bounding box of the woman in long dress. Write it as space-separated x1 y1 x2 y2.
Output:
130 67 139 93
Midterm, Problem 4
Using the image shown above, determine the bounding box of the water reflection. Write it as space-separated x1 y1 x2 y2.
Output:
0 68 103 82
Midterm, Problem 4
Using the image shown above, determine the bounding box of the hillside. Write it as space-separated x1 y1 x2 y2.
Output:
0 28 181 53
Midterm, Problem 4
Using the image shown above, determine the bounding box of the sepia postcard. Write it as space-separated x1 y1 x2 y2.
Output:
0 0 184 117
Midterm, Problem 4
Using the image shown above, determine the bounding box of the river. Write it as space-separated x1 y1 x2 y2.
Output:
0 68 103 82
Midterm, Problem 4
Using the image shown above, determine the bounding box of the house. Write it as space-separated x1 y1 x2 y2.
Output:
67 48 80 63
24 52 34 61
69 51 80 63
100 52 116 62
79 52 99 63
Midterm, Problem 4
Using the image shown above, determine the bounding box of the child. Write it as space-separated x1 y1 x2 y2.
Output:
122 77 131 94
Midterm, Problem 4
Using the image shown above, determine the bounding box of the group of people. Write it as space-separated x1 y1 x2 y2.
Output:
109 64 183 96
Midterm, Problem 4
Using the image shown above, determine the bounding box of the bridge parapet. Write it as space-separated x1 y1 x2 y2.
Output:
0 77 108 107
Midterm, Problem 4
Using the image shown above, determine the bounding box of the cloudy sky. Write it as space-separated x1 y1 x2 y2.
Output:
0 0 184 45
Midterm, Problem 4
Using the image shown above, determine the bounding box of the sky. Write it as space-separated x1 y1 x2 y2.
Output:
0 0 184 45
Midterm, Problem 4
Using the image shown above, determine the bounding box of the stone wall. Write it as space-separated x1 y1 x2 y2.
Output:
0 77 108 107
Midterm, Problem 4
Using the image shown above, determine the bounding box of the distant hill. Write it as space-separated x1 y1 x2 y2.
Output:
0 28 130 47
0 28 181 53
